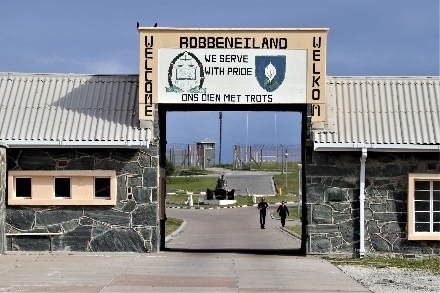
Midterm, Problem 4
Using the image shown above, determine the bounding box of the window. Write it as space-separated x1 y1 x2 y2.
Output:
408 174 440 240
94 177 111 198
8 171 116 206
15 178 31 198
54 178 71 198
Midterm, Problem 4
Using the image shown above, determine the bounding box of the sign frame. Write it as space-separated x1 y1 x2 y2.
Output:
138 28 328 123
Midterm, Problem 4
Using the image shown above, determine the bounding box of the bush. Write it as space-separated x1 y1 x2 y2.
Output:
165 159 175 176
214 163 233 169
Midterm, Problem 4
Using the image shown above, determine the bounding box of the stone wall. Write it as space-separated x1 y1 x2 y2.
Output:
0 147 6 254
306 148 440 257
5 147 160 253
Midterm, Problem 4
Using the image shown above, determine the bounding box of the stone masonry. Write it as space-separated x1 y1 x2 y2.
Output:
0 147 6 254
4 147 160 253
306 148 440 257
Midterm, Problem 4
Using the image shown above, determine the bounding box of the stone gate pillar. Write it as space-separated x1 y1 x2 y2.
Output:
0 146 6 254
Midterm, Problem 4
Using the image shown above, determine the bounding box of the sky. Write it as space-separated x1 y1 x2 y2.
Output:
1 1 439 163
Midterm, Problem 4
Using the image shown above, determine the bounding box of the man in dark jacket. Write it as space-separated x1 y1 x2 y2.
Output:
277 201 289 227
257 197 268 229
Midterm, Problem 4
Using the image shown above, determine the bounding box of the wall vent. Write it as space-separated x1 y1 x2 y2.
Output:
57 160 68 167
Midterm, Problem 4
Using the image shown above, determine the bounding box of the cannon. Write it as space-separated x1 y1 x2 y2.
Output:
206 175 235 200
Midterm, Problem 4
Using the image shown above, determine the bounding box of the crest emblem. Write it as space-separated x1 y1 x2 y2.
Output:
255 56 286 92
166 51 206 93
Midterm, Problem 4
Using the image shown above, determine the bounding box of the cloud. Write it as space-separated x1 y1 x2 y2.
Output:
79 59 134 74
33 55 65 66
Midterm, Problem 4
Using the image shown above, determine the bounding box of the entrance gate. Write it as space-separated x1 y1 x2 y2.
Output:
159 104 308 253
137 27 329 254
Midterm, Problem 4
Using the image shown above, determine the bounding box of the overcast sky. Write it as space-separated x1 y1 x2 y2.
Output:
1 1 438 163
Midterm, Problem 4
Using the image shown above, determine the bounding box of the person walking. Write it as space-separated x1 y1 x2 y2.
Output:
258 197 268 229
277 201 289 227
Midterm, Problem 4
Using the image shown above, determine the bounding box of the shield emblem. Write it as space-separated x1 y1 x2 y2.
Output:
255 56 286 92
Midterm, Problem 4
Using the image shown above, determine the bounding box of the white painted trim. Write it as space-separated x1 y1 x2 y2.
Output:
2 138 150 149
314 142 440 152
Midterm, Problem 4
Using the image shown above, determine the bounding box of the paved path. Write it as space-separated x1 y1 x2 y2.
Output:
0 252 369 292
166 205 301 251
207 168 279 196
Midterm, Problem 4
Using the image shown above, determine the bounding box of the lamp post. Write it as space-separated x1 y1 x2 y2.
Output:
280 143 284 174
284 151 288 188
219 111 222 164
297 164 302 216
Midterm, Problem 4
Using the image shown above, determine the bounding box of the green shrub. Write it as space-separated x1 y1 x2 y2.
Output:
165 159 175 176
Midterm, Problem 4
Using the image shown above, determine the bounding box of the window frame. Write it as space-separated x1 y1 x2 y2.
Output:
8 170 117 206
408 173 440 240
94 177 111 199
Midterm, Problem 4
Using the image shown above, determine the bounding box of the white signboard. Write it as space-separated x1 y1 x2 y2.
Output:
158 49 307 104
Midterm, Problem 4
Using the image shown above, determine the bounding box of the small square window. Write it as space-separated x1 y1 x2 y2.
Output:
54 177 71 198
15 178 31 198
95 177 111 198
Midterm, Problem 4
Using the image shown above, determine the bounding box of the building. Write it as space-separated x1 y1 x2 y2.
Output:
0 74 438 256
195 138 216 168
0 73 161 253
307 76 440 256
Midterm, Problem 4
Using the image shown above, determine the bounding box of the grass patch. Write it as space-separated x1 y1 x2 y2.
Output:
174 166 217 175
285 225 302 236
325 257 440 275
166 194 300 207
165 217 184 237
213 163 233 169
273 170 301 195
242 161 301 172
166 176 217 192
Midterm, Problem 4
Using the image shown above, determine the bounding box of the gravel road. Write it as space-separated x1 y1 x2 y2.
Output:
338 265 440 293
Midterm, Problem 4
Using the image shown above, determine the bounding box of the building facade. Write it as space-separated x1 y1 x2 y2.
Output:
306 77 440 257
0 73 438 257
0 73 161 253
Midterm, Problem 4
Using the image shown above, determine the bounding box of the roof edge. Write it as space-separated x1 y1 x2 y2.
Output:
314 142 440 152
2 139 151 149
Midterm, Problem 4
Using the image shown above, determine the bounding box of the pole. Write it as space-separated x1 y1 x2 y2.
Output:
285 151 288 188
280 143 284 174
298 164 302 216
359 149 367 258
219 111 222 165
246 114 248 163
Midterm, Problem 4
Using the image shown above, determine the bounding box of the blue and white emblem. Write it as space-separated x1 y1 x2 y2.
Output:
255 56 286 92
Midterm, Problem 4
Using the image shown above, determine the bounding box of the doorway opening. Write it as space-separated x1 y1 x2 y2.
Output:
159 104 307 254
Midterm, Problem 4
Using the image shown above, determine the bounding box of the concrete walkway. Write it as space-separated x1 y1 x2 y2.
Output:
0 252 369 292
0 205 369 292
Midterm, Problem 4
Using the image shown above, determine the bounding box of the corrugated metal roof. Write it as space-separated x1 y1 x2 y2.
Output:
313 76 440 146
1 73 438 148
0 73 149 146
